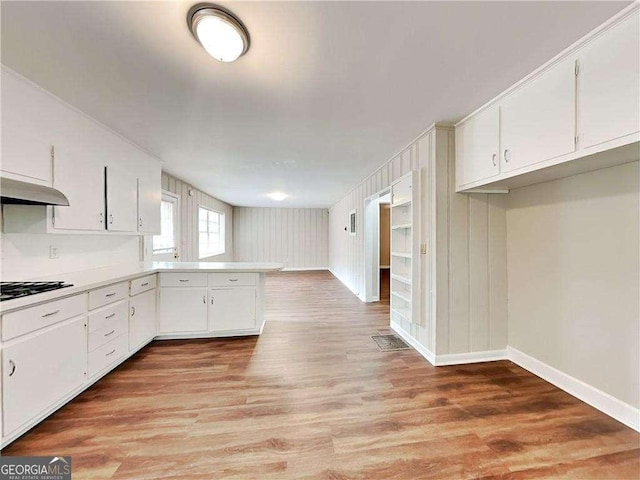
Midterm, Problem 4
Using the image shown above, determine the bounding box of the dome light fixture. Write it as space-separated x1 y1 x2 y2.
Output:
188 4 249 63
267 192 288 201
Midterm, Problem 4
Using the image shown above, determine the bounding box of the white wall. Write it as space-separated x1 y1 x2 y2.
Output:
234 207 328 270
506 162 639 409
329 125 508 356
0 217 140 280
160 172 234 263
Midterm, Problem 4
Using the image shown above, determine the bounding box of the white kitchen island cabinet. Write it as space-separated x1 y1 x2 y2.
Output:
0 261 282 448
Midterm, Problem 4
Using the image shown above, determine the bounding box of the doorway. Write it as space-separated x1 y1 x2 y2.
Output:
363 188 391 303
151 191 181 261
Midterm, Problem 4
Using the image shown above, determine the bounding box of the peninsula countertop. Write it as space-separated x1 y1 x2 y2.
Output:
0 262 284 314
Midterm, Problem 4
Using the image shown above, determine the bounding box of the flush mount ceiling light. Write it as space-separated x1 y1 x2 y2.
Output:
188 4 249 62
267 192 288 201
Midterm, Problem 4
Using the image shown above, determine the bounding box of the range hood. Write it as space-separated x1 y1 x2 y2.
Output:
0 177 70 206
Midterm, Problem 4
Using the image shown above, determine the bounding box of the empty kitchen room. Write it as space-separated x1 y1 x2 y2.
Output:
0 1 638 479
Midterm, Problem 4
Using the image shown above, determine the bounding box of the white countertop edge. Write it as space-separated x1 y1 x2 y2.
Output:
0 262 284 314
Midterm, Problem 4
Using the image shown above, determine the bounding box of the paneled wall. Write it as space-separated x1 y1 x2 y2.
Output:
234 208 328 270
160 172 234 262
329 125 508 356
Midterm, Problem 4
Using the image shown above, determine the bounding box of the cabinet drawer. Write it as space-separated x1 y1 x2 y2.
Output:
89 282 129 310
160 273 207 287
88 312 128 352
208 273 257 287
88 300 128 333
130 274 157 296
88 333 128 378
2 294 86 341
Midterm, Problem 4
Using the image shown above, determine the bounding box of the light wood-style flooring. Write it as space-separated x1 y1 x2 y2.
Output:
3 270 639 479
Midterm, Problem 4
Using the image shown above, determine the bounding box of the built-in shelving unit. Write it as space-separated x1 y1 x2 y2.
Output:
390 170 420 326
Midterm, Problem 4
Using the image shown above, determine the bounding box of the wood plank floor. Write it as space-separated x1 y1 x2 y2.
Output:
3 271 639 479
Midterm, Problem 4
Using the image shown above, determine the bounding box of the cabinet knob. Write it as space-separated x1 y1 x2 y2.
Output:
99 213 104 224
491 153 497 167
8 360 16 377
203 295 206 304
504 149 511 163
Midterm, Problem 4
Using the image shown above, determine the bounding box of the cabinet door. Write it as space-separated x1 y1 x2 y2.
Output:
0 72 53 184
137 164 161 234
209 288 256 332
501 56 576 173
0 125 52 185
129 289 157 350
106 165 138 232
52 145 105 231
455 104 500 187
581 13 640 148
159 288 208 334
2 317 87 436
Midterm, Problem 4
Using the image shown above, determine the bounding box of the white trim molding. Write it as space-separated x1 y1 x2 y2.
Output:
391 321 436 366
435 349 508 366
507 347 640 432
282 267 330 272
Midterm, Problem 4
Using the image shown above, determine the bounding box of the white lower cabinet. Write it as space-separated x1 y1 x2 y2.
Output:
2 317 87 436
159 288 208 334
209 287 256 333
129 289 157 350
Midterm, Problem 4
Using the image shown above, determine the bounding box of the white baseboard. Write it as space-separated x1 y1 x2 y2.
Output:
390 321 436 366
328 269 361 299
435 349 507 366
281 267 330 272
507 346 640 432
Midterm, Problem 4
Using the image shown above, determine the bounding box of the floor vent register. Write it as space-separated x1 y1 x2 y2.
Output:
371 334 411 352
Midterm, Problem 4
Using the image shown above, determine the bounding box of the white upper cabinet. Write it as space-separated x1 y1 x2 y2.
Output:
455 104 500 186
53 145 105 231
0 124 52 185
137 160 161 234
0 72 54 185
1 67 162 235
106 164 138 232
580 12 640 149
500 56 576 174
455 6 639 192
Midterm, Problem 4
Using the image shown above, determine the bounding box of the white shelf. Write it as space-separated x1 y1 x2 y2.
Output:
391 199 411 208
391 252 412 259
390 273 412 285
392 223 412 230
391 291 411 303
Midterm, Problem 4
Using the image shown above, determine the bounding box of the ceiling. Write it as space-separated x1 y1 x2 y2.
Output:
1 1 630 207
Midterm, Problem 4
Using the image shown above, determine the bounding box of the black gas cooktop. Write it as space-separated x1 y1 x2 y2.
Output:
0 282 73 302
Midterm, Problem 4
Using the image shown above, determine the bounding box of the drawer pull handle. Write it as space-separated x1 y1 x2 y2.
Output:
42 310 60 318
104 329 116 337
179 279 189 283
105 349 116 357
105 292 117 297
105 313 116 319
8 360 16 377
229 279 238 282
140 282 149 287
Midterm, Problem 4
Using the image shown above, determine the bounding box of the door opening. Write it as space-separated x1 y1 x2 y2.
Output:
363 188 391 303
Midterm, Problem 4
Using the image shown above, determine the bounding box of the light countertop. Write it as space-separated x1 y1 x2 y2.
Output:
0 262 283 314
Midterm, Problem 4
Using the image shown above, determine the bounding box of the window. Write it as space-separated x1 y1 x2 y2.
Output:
153 195 178 256
199 206 225 259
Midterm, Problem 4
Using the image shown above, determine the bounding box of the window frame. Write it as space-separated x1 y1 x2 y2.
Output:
198 205 225 259
152 191 181 260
